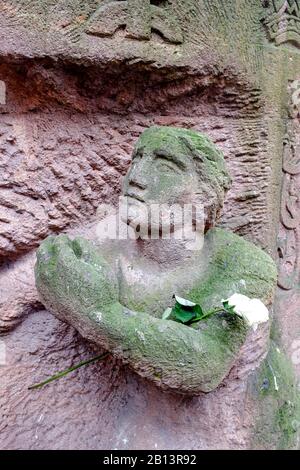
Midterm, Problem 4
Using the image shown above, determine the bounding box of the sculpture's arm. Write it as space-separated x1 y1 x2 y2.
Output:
35 235 261 395
187 228 278 311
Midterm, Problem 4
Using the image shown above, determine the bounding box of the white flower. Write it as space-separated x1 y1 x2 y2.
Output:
224 293 269 330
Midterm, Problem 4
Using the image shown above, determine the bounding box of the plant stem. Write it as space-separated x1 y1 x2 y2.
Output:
190 307 225 324
28 352 109 390
201 307 225 320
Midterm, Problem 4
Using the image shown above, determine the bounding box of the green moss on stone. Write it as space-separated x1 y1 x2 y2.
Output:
135 126 231 191
187 227 277 311
35 234 255 394
250 342 300 449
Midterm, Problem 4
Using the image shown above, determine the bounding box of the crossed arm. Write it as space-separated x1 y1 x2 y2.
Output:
35 234 274 395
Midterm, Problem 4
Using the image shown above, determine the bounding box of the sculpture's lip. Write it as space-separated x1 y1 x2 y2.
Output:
124 191 145 203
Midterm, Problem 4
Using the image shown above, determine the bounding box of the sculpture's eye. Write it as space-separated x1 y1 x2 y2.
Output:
156 156 181 173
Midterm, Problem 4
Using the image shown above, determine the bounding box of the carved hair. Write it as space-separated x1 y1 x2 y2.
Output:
177 131 232 230
137 126 232 231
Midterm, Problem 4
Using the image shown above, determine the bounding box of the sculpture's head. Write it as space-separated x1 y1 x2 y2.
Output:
123 126 231 232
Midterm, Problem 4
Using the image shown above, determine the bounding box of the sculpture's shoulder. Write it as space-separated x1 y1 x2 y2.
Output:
204 228 278 305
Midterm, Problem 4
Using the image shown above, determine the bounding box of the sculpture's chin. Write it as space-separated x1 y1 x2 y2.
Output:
120 200 150 234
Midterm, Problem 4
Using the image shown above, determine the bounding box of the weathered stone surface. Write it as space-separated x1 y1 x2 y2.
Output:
34 228 276 395
0 64 280 259
1 0 300 450
0 308 271 450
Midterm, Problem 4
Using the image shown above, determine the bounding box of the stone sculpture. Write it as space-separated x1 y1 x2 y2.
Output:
35 126 277 395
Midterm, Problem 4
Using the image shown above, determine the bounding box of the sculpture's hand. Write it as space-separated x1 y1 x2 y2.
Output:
35 235 119 325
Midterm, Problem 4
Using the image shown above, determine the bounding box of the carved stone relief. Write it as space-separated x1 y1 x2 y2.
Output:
263 1 300 47
84 0 183 44
277 79 300 289
1 0 300 450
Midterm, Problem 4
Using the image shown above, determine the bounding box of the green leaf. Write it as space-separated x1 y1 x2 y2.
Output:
163 295 229 326
171 299 204 325
172 303 196 324
193 304 204 318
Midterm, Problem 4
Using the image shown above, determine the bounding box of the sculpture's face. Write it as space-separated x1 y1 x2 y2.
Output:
122 129 199 231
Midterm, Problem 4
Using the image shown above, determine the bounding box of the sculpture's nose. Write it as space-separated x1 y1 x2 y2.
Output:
128 160 148 190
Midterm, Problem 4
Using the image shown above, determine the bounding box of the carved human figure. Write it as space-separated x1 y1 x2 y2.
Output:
35 126 277 395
